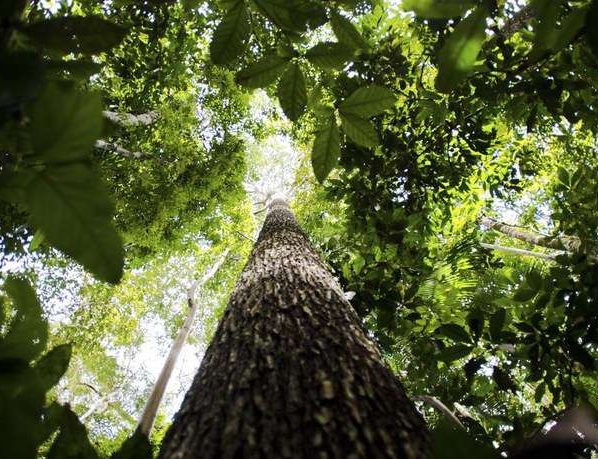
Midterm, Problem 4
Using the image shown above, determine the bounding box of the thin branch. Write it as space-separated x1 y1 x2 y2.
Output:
94 140 150 160
480 242 558 261
413 395 465 429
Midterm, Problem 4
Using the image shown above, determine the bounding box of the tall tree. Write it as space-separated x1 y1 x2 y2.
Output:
159 199 429 458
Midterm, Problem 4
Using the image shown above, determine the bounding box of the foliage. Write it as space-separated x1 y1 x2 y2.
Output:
2 0 598 457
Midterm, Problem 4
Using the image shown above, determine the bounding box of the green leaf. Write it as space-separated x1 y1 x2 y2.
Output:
489 308 506 340
252 0 325 32
435 323 471 342
46 59 103 79
513 287 537 302
311 110 340 183
340 112 378 147
569 343 596 370
330 11 369 50
29 84 103 164
403 0 474 19
526 270 544 290
432 417 499 459
22 16 128 54
437 344 472 362
435 6 487 93
339 85 397 118
277 63 307 121
0 277 47 362
25 164 124 284
29 230 45 252
48 406 98 459
0 0 27 19
111 430 152 459
210 1 251 65
587 0 598 57
34 344 72 392
235 55 289 88
305 42 355 70
492 366 517 392
0 51 44 110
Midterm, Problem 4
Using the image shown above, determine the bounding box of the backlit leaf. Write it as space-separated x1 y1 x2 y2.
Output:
339 85 397 118
403 0 474 19
29 84 103 164
235 55 289 88
23 16 128 54
35 344 72 393
0 277 47 362
340 112 378 147
25 164 124 284
330 11 369 50
277 63 307 122
305 42 355 70
210 1 251 65
435 6 487 93
311 110 340 183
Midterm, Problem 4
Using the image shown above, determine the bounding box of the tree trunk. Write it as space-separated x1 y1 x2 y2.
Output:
159 199 429 458
94 140 149 160
102 110 159 127
137 250 229 436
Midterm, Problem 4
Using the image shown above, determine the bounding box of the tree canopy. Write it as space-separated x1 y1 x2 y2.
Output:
2 0 598 457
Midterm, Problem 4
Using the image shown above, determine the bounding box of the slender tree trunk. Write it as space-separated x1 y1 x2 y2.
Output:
103 110 159 127
137 250 229 436
480 242 558 260
481 217 598 262
94 140 149 160
159 199 429 458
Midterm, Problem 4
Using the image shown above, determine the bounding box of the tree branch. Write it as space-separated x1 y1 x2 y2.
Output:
94 140 150 160
137 249 230 436
103 110 159 127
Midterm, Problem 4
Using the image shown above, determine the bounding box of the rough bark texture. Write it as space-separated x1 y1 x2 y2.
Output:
159 199 429 459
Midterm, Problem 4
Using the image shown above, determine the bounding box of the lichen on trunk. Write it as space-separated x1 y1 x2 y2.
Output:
159 199 429 458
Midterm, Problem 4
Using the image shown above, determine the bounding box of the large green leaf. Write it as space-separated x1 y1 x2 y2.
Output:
330 11 369 50
435 324 471 342
276 63 307 121
210 1 251 65
305 42 355 70
340 112 378 147
311 110 340 183
111 431 152 459
25 164 124 284
235 55 289 88
432 418 499 459
48 406 98 459
0 277 47 362
0 51 44 110
34 344 72 393
251 0 325 32
22 16 128 54
435 6 487 93
338 85 397 118
587 0 598 57
29 84 102 164
403 0 474 19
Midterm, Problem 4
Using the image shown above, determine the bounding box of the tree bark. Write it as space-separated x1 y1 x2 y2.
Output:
479 242 558 261
481 217 598 262
94 140 149 160
137 250 229 436
159 199 429 458
102 110 159 127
